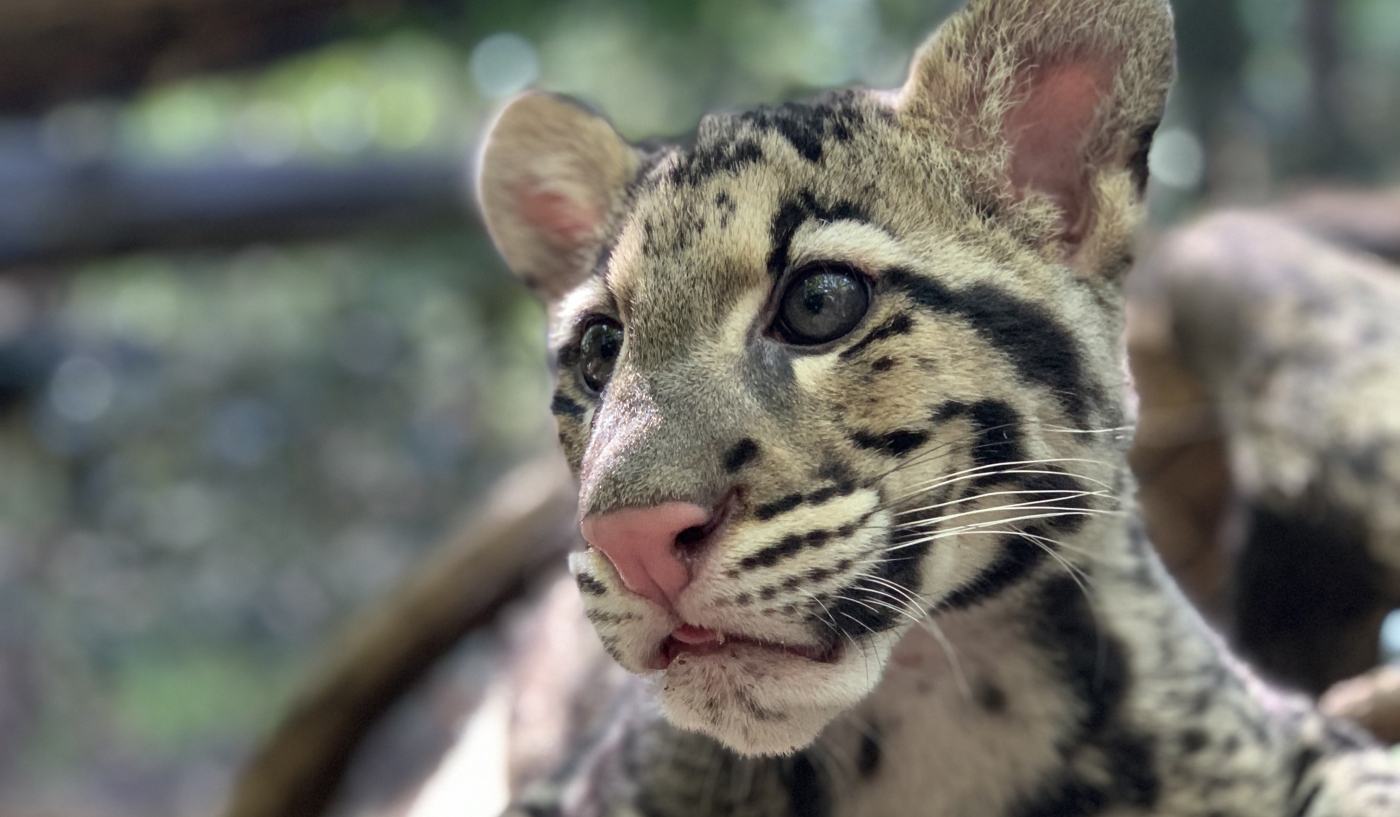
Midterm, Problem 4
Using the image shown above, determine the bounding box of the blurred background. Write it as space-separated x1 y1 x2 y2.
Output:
1 0 1398 815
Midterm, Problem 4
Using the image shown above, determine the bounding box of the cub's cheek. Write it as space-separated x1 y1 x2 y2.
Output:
569 549 673 673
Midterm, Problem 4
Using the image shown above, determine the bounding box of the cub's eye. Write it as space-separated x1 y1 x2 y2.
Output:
578 319 624 393
773 263 871 346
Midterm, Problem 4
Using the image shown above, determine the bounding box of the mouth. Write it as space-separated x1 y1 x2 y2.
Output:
655 624 841 669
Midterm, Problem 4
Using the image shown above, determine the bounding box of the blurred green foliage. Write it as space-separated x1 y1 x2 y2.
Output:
3 0 1400 815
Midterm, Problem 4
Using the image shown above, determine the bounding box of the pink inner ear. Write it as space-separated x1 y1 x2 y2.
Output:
1003 61 1113 241
518 184 602 249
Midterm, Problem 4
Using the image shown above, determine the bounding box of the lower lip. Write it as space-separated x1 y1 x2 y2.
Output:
657 626 839 668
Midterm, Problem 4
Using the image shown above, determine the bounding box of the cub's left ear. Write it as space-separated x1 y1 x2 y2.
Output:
899 0 1175 258
477 92 642 301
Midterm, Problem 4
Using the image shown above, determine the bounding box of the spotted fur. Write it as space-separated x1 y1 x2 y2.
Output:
477 0 1400 814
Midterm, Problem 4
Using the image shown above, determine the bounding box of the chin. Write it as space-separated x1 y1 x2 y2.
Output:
653 631 902 756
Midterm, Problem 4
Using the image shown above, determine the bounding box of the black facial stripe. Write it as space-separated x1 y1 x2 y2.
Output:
575 573 607 596
1005 575 1160 816
965 400 1028 485
1019 469 1089 532
752 480 857 521
740 533 815 571
551 393 587 418
736 509 873 572
755 492 805 521
723 438 761 473
839 312 914 360
825 540 926 635
937 530 1047 612
1129 121 1160 195
930 399 969 424
851 428 929 458
767 191 870 279
883 268 1102 428
555 344 581 370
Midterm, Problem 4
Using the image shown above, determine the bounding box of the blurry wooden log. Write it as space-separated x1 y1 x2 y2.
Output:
1321 665 1400 745
0 0 361 114
1129 212 1400 695
221 453 579 817
0 131 467 267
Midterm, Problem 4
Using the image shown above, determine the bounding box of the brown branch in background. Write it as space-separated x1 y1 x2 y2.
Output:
220 454 579 817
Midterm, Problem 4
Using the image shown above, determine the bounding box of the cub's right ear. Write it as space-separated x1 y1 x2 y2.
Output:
476 92 641 301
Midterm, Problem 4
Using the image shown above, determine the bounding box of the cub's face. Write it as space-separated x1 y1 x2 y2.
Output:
479 0 1174 756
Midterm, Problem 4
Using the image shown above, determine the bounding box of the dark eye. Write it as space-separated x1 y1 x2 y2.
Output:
773 263 870 345
578 319 624 393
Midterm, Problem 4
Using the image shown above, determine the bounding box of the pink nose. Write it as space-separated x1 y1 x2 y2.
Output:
580 502 712 609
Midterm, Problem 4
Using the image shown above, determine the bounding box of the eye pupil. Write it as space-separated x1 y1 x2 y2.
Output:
579 320 623 393
776 264 870 345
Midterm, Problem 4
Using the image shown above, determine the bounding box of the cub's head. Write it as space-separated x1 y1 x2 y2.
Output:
478 0 1173 756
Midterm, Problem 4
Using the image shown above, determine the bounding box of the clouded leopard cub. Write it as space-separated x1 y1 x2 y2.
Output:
477 0 1400 814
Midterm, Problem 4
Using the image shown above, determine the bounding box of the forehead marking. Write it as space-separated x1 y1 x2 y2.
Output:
768 191 870 278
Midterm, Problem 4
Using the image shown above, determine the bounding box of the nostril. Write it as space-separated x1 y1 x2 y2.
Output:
675 524 707 549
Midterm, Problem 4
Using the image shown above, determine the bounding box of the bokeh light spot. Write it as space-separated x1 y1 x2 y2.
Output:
49 356 116 423
470 33 540 98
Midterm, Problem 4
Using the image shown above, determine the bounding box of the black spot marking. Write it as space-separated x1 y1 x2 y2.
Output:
974 678 1008 714
550 393 586 418
575 573 607 596
839 313 914 360
870 357 895 372
857 732 882 778
851 428 929 458
641 218 658 259
715 190 737 228
669 138 764 187
1235 497 1385 694
738 98 862 164
724 438 761 473
555 343 581 370
1179 729 1208 754
781 752 830 817
883 268 1102 427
